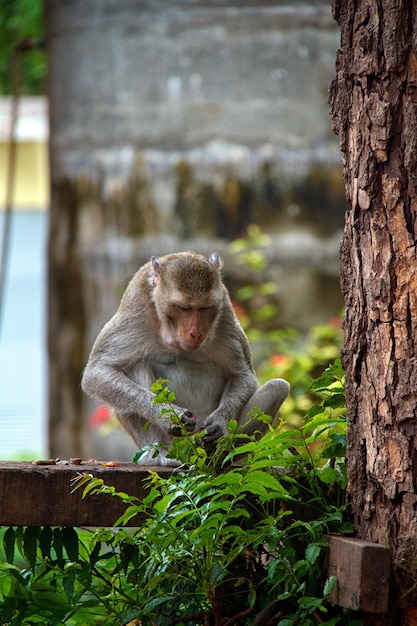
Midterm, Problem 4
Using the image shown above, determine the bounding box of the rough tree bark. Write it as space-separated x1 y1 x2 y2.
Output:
329 0 417 621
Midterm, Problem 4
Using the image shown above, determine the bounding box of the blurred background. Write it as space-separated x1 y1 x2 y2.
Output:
0 0 345 461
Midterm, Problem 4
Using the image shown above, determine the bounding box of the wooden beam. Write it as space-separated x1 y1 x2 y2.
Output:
0 461 172 527
326 535 391 614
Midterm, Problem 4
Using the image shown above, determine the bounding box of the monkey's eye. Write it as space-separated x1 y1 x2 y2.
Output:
177 304 191 311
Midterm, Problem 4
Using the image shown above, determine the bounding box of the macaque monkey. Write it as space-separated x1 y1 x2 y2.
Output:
82 251 289 465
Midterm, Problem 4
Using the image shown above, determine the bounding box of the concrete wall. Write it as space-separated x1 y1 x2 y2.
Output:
47 1 339 167
46 0 345 323
47 1 343 219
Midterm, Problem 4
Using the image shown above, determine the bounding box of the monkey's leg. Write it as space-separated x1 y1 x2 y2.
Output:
238 378 290 435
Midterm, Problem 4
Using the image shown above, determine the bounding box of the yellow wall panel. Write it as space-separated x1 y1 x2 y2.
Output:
0 140 49 210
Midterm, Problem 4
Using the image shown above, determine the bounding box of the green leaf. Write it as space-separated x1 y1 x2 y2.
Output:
211 472 243 487
189 514 222 541
89 540 101 567
115 505 143 526
322 433 346 458
153 492 180 514
0 572 12 598
63 572 75 601
23 526 39 569
39 525 53 559
227 441 258 457
143 595 174 615
305 544 321 564
53 527 64 561
63 526 79 561
245 470 288 494
323 393 346 409
305 404 327 420
297 596 323 611
14 526 24 561
323 575 337 597
3 527 15 563
224 506 250 521
133 444 164 464
227 419 238 434
319 467 339 485
249 459 283 471
240 481 267 497
150 379 171 394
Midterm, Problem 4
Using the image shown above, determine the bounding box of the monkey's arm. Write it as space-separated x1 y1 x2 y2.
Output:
81 314 188 429
198 326 258 442
199 372 257 442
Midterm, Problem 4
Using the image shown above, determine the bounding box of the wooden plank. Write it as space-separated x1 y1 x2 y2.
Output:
326 535 391 614
0 461 172 527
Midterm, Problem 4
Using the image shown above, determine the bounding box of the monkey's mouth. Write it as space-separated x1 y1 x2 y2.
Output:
181 339 204 352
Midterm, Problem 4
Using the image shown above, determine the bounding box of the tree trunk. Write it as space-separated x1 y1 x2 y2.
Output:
329 0 417 620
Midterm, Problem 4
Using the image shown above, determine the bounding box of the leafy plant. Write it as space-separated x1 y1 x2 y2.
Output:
229 226 344 428
256 321 343 426
0 0 46 95
1 360 353 625
0 219 350 624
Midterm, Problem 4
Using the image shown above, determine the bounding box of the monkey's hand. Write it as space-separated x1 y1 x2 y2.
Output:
181 410 198 432
199 416 227 447
170 410 198 436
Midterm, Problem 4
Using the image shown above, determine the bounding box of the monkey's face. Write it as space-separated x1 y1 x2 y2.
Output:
160 299 220 352
150 252 223 352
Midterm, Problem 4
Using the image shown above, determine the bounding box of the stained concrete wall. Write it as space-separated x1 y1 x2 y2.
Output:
48 2 338 154
44 0 345 458
46 0 345 322
47 2 342 195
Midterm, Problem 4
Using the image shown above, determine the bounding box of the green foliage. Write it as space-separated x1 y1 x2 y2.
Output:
230 226 344 428
257 321 343 421
0 364 355 625
0 0 46 95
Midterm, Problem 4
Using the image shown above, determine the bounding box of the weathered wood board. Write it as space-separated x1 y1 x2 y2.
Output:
326 535 391 614
0 461 172 527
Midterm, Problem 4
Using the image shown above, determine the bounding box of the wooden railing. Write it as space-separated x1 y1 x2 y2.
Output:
0 461 390 614
0 460 171 527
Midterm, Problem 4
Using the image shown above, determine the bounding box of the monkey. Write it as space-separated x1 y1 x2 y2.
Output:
81 251 290 465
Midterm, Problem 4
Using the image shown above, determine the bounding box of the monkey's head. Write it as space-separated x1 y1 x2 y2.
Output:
149 251 224 352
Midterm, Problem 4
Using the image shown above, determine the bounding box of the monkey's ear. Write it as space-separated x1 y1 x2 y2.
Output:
149 256 161 287
151 256 160 273
209 252 223 270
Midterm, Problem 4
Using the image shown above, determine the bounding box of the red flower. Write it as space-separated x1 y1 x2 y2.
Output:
270 354 288 367
329 316 342 329
232 300 245 314
231 300 249 323
89 405 111 428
